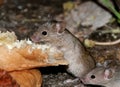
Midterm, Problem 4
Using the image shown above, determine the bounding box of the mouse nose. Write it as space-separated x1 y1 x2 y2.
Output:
30 35 41 43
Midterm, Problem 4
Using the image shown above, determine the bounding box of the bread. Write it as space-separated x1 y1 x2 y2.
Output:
0 69 20 87
0 69 42 87
10 69 42 87
0 31 68 87
0 31 68 71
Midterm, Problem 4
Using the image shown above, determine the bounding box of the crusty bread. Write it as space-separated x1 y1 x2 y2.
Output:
0 31 68 71
0 31 68 87
0 69 42 87
10 69 42 87
0 69 20 87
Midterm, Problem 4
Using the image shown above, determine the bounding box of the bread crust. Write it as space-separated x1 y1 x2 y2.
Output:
10 69 42 87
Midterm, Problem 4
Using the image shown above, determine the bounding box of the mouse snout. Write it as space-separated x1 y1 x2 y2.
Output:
30 35 41 43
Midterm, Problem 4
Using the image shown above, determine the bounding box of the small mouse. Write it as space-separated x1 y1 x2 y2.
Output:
81 66 120 87
30 21 95 77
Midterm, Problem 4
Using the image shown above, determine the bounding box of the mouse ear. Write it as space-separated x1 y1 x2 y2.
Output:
104 68 115 80
55 22 66 34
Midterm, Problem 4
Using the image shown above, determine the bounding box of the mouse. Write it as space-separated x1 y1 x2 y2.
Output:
81 66 120 87
30 20 95 78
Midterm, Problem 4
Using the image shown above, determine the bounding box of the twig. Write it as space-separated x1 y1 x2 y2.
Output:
94 39 120 45
84 38 120 47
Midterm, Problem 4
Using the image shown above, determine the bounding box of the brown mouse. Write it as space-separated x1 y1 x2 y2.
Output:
30 21 95 78
81 66 120 87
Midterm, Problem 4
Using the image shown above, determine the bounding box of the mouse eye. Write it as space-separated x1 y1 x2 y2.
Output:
41 31 47 36
91 75 95 79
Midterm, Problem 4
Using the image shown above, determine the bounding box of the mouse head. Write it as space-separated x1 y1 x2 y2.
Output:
30 21 66 44
81 67 115 86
